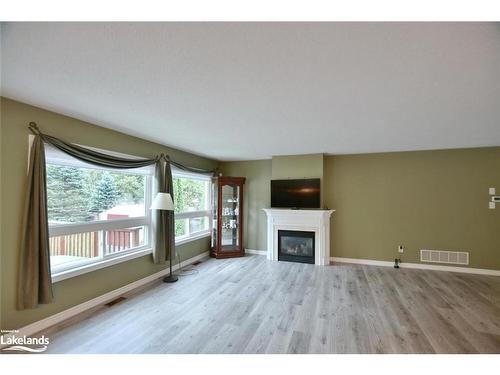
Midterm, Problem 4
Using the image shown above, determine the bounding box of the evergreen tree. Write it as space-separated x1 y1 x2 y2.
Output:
114 174 145 204
89 172 119 218
46 165 90 223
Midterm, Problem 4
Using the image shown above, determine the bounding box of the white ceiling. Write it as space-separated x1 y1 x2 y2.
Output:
1 22 500 161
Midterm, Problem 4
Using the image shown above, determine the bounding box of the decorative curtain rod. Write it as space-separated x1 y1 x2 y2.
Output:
28 122 216 175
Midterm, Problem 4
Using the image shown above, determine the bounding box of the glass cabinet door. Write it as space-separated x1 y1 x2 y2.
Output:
211 178 218 249
220 183 240 250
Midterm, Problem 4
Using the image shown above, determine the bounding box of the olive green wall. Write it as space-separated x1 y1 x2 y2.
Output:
0 97 217 330
325 149 500 270
220 160 271 251
271 154 324 180
222 148 500 270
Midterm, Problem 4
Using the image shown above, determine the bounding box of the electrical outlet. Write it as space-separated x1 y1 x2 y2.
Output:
398 245 404 253
489 202 496 209
489 187 496 195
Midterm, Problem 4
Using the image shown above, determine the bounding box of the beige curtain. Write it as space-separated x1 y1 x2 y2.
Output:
152 158 175 264
18 124 215 310
18 135 53 309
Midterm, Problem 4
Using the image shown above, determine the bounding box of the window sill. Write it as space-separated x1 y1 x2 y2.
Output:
52 247 153 283
52 232 212 283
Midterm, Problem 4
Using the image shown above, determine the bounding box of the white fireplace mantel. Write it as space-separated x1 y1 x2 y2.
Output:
262 208 335 266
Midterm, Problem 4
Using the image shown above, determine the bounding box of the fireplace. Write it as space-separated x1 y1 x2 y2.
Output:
263 209 335 265
278 230 315 264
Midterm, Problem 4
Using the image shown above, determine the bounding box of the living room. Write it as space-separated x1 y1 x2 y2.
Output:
1 2 500 374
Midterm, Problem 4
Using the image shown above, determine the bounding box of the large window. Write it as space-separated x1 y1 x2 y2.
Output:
44 142 153 278
39 137 211 281
172 169 211 243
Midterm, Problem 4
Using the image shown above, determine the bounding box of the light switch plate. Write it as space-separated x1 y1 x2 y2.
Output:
489 202 496 209
489 188 496 195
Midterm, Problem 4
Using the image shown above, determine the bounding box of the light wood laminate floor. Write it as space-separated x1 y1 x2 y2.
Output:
44 254 500 354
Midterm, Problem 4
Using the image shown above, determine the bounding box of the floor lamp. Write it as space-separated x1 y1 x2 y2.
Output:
150 192 178 283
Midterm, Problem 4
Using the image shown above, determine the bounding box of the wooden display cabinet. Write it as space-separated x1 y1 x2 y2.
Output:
210 176 246 258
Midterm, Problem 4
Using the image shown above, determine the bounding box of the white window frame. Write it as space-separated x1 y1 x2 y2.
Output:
172 168 212 245
32 136 155 282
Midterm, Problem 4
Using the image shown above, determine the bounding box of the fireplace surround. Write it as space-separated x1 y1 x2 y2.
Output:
263 208 335 265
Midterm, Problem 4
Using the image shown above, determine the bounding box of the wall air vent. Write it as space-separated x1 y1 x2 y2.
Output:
420 249 469 265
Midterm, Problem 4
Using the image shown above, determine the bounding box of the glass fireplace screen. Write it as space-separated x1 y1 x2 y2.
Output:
278 230 315 264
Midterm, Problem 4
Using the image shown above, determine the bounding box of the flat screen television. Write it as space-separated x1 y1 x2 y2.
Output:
271 178 321 208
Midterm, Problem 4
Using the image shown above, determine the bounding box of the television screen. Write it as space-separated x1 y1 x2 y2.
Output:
271 179 321 208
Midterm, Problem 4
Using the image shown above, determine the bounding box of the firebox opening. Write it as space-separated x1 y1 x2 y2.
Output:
278 230 315 264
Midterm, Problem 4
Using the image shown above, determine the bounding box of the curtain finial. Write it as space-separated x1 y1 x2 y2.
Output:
28 122 40 134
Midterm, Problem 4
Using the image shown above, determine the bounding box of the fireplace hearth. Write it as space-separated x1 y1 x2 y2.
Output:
278 230 315 264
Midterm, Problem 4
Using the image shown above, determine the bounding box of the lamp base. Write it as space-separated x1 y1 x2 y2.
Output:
163 275 178 283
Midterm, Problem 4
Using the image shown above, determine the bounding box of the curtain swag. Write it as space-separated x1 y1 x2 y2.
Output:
18 122 215 310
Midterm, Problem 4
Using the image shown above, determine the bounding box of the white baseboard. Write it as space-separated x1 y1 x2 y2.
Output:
331 257 393 267
330 256 500 276
1 251 210 345
246 249 267 255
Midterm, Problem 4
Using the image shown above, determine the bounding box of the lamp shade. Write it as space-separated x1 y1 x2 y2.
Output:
150 192 174 211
